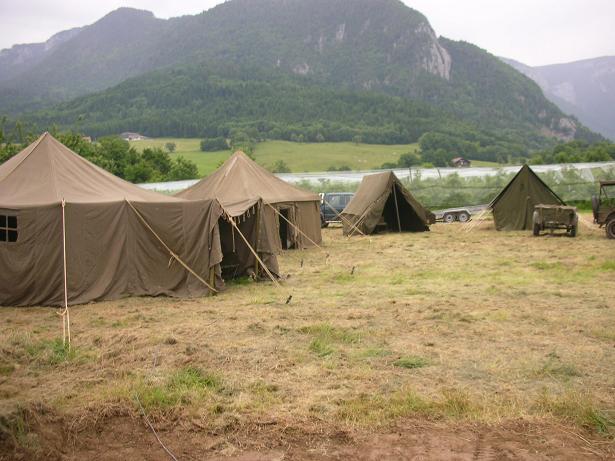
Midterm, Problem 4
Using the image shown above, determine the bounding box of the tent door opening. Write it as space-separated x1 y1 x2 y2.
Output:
278 209 290 250
380 185 426 232
218 214 260 279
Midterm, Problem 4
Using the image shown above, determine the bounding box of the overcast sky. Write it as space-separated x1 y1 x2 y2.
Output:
1 0 614 66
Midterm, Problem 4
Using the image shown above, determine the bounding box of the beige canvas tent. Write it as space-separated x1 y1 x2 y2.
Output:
0 133 222 307
176 151 322 278
488 164 565 231
341 171 434 235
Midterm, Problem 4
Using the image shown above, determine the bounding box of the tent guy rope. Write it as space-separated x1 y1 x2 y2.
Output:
322 198 366 236
126 200 218 293
221 208 282 288
265 203 326 252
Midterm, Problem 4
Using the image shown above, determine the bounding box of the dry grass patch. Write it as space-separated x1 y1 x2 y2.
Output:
1 216 614 454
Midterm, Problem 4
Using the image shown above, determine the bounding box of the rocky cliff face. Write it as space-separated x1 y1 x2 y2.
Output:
0 27 82 83
0 0 598 144
503 56 615 140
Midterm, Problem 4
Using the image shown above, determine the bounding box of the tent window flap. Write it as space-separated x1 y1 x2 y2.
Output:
0 215 18 243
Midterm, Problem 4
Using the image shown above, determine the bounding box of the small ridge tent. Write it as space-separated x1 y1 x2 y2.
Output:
0 133 222 307
341 171 434 235
488 164 564 231
176 151 322 278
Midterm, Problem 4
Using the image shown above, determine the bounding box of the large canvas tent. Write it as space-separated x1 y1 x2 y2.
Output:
0 133 222 307
341 171 434 235
488 164 565 231
176 151 322 277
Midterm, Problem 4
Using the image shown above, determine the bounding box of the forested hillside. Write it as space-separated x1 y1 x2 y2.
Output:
1 0 603 161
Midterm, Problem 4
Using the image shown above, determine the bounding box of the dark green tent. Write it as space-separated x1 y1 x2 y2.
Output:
489 165 564 231
341 171 434 235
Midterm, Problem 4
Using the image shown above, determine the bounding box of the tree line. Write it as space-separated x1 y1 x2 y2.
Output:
0 121 199 183
16 63 584 165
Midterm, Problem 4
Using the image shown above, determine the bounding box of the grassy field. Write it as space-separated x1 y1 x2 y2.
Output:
130 138 420 176
1 217 614 459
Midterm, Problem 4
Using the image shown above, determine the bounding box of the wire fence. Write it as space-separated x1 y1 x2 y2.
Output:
296 165 615 209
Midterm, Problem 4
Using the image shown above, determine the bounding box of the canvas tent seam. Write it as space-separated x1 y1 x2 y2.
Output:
0 132 47 184
49 139 62 202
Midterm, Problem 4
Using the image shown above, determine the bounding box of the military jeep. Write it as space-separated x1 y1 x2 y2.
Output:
532 204 578 237
592 180 615 239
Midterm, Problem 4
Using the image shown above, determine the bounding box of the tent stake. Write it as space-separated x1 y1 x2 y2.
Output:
392 184 402 233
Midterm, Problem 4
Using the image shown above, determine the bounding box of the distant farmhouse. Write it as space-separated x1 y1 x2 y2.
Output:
451 157 471 168
120 132 149 141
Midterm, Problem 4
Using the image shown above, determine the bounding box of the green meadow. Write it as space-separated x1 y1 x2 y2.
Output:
130 138 420 176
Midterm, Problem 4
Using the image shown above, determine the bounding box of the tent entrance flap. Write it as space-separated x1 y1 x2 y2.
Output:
218 213 264 279
381 187 426 232
278 209 290 250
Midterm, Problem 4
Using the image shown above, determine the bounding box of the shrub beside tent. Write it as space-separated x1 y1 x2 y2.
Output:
176 151 322 278
341 171 434 235
488 164 565 231
0 133 222 307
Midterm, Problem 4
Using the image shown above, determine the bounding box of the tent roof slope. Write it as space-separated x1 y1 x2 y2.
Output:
343 171 432 227
488 164 565 209
0 132 183 207
176 151 319 216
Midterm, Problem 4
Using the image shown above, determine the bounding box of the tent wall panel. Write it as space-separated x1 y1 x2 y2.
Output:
0 133 223 307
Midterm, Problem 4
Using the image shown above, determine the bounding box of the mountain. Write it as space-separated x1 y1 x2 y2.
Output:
503 56 615 140
0 27 83 84
0 0 602 157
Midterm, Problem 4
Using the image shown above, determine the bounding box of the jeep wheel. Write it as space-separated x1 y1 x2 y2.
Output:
569 223 577 238
533 223 541 236
607 219 615 239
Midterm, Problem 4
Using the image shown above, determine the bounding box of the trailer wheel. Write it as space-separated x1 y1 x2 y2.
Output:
457 211 470 223
607 219 615 239
443 213 455 223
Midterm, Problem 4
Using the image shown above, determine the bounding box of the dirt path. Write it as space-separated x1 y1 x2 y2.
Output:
4 416 612 461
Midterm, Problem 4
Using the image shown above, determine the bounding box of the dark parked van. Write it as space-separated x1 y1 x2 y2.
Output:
320 192 354 227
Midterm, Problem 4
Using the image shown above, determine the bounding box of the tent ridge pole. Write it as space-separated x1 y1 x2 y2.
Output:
61 198 71 349
254 202 261 279
392 184 402 233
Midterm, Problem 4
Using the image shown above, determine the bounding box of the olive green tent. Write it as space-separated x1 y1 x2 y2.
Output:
176 151 322 278
0 133 222 307
341 171 434 235
488 164 565 231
